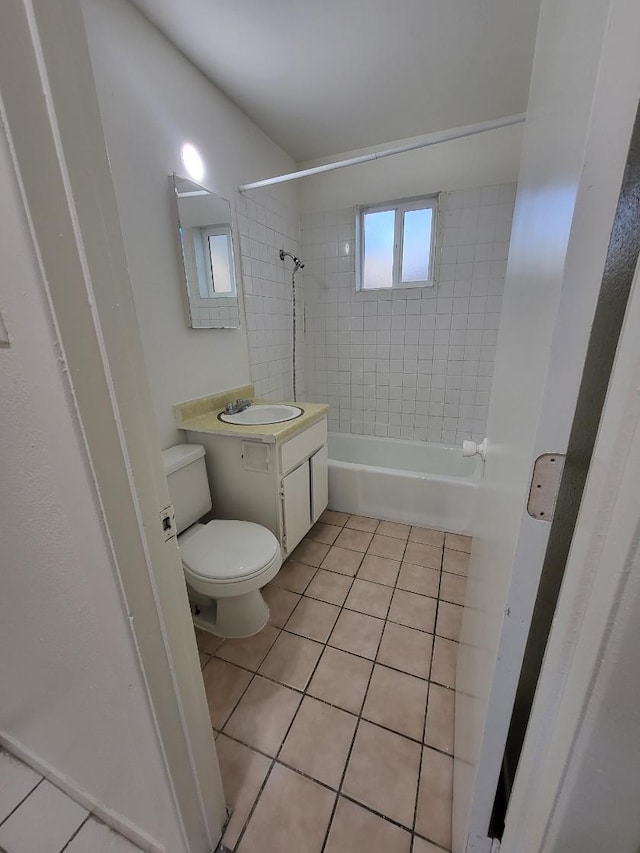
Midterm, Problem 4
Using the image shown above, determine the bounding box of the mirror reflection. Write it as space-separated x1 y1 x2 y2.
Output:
171 174 241 329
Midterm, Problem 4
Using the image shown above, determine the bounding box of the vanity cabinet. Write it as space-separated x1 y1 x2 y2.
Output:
187 417 328 557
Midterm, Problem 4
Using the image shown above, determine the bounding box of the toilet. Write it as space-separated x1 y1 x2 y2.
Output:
162 444 282 638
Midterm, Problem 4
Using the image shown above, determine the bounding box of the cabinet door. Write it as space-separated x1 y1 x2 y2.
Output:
310 445 328 524
282 462 311 554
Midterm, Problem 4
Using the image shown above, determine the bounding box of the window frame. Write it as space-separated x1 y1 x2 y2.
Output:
192 224 236 299
355 194 438 292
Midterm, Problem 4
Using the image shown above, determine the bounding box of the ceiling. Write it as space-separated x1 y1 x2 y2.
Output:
129 0 541 163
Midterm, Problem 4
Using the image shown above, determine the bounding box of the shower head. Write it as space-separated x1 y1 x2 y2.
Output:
279 249 305 270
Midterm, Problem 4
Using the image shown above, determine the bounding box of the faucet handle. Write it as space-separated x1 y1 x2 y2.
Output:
224 401 235 414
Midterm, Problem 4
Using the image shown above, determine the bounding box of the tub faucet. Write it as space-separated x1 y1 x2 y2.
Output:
224 398 252 414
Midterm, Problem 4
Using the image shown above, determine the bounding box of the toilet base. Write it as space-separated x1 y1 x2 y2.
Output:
191 588 270 639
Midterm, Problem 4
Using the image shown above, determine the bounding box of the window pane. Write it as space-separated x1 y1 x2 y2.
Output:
208 234 232 293
363 209 395 289
401 207 432 282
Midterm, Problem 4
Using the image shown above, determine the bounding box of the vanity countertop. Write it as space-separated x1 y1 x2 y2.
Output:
174 385 329 443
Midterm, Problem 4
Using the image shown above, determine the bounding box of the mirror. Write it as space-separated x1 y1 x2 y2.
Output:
171 173 241 329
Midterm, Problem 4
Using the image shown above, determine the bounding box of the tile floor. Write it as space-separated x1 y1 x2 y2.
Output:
197 511 471 853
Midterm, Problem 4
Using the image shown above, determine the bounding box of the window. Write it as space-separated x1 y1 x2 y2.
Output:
356 195 438 290
192 225 236 298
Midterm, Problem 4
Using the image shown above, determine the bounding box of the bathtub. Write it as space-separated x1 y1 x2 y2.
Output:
327 432 480 534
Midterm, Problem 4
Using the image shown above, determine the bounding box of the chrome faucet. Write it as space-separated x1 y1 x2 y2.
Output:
224 398 252 414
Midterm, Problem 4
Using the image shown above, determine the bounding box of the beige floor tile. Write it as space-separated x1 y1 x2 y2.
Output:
334 527 374 552
280 697 357 788
415 747 454 851
443 548 470 576
194 626 224 656
388 589 437 633
412 836 449 853
216 734 271 850
307 521 342 545
439 572 467 606
202 658 252 729
224 676 301 757
237 763 335 853
436 601 463 641
409 526 445 548
305 569 353 605
285 597 340 642
329 609 385 660
307 647 373 714
258 631 323 690
357 553 401 586
324 796 412 853
346 514 380 533
321 509 350 526
216 625 280 671
262 585 301 628
343 721 421 828
291 538 331 567
444 532 472 553
367 533 406 561
376 520 411 540
320 545 364 576
198 650 210 670
345 578 393 619
397 563 440 598
270 559 317 593
424 684 455 754
377 622 433 679
431 637 458 688
362 665 428 740
404 541 442 570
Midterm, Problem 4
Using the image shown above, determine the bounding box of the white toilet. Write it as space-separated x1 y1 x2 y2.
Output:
162 444 282 638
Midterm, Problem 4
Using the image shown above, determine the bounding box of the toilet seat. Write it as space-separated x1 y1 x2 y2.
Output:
179 519 280 584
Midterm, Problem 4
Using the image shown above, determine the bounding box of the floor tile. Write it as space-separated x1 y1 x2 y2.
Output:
270 559 316 593
343 721 421 828
412 836 449 853
0 750 41 824
65 817 143 852
334 527 374 552
305 569 353 606
0 779 87 853
237 763 335 853
415 747 454 850
202 658 252 729
215 734 271 850
194 626 224 656
367 533 406 561
436 601 463 641
216 625 280 671
362 665 428 740
346 514 380 533
324 796 412 853
397 562 441 598
404 541 442 570
444 532 472 553
320 509 350 526
344 578 393 619
280 697 357 788
320 545 364 576
424 684 455 754
291 538 331 567
376 520 411 540
329 610 385 660
198 650 211 670
409 526 445 548
443 548 470 576
357 553 401 587
258 631 323 690
431 637 458 689
388 589 437 633
307 647 373 714
224 676 301 757
439 571 467 606
262 585 300 628
285 597 340 643
377 622 433 679
307 521 342 545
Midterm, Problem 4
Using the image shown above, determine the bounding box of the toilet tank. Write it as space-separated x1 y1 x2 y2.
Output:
161 444 212 534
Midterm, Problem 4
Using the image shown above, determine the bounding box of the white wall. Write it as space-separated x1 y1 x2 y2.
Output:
81 0 301 446
0 123 185 853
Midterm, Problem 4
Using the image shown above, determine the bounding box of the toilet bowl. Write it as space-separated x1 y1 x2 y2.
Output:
162 444 282 638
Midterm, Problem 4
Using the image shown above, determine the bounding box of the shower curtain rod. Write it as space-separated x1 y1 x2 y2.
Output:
238 113 526 193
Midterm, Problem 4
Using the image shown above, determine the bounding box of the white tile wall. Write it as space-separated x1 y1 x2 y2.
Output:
236 189 304 401
301 183 516 444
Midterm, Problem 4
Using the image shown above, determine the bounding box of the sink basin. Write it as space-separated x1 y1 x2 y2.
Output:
219 404 304 425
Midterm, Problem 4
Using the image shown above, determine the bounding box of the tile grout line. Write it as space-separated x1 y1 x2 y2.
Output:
0 775 45 830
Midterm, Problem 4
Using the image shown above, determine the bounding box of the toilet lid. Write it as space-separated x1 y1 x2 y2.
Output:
179 520 280 582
